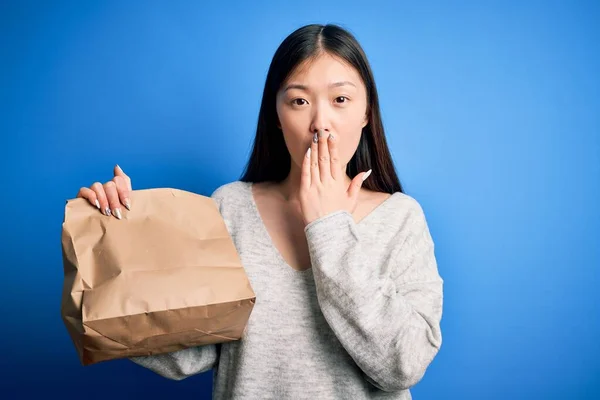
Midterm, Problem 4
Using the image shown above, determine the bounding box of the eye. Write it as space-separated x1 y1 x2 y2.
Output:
291 98 308 106
335 96 348 104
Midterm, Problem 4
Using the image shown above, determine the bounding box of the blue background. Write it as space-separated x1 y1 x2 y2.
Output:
1 0 599 399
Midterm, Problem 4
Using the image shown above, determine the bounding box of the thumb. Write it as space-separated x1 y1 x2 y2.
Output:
347 169 372 200
114 164 125 177
114 164 132 191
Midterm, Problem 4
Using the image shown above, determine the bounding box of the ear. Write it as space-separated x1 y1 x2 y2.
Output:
362 114 369 128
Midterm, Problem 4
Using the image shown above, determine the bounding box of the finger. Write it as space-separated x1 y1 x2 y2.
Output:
317 129 331 182
311 131 320 184
113 175 131 210
91 182 110 216
327 133 342 180
114 164 132 191
347 169 372 200
103 181 123 219
301 146 312 190
77 187 101 210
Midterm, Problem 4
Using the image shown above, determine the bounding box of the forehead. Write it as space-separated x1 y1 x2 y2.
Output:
286 52 363 85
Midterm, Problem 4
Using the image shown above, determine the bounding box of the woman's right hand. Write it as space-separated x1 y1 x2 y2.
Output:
76 165 132 220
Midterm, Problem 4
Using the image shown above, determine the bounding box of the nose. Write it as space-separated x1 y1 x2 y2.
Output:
309 101 332 135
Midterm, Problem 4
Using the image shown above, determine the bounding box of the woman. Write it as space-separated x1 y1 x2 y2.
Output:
77 23 443 400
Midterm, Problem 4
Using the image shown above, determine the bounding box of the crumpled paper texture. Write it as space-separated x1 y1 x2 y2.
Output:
61 188 256 366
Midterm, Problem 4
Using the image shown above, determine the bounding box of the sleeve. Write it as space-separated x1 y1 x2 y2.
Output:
303 199 443 392
127 188 229 380
129 345 219 381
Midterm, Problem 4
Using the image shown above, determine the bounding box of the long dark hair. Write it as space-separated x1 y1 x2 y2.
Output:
240 24 404 194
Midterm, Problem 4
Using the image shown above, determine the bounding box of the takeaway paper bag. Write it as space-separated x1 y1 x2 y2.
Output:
60 188 256 366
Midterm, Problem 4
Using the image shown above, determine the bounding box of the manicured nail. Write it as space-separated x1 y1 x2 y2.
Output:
114 208 122 220
362 169 372 181
95 199 100 209
124 198 131 210
328 133 334 141
105 207 111 216
313 132 318 143
306 147 311 158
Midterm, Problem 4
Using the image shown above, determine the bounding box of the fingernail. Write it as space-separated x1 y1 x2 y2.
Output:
328 133 334 141
95 199 100 209
105 207 111 216
318 129 324 139
124 198 131 210
313 132 318 143
306 147 312 158
114 208 122 220
362 169 372 181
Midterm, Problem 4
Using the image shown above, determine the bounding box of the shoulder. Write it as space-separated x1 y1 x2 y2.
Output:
381 191 433 239
208 181 255 234
210 180 250 204
393 191 427 216
371 189 428 221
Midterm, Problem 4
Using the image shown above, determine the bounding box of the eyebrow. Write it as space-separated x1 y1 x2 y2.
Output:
283 81 357 92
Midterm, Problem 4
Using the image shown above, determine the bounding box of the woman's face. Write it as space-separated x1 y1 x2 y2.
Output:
276 52 369 173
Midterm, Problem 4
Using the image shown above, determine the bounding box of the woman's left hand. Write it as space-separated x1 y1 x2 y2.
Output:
300 129 372 226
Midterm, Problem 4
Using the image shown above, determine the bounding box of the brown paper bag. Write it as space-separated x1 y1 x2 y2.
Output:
60 187 256 366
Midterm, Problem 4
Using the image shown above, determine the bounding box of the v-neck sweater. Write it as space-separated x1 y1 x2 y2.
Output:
130 180 444 400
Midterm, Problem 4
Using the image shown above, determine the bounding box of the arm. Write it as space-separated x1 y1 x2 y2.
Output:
128 188 230 380
304 200 443 392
